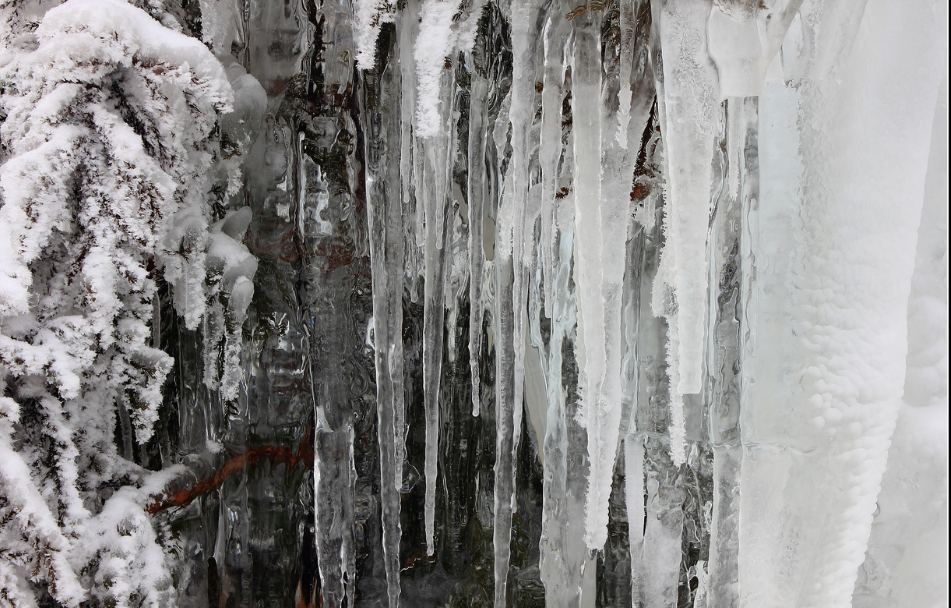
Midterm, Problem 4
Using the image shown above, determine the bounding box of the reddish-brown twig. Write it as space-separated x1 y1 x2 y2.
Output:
147 429 314 514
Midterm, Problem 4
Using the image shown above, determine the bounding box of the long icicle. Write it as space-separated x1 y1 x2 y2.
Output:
491 0 544 603
649 0 719 466
570 2 616 554
467 54 489 417
421 108 453 557
415 0 461 556
363 23 406 608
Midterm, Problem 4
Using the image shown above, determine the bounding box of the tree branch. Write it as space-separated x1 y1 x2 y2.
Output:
147 428 314 514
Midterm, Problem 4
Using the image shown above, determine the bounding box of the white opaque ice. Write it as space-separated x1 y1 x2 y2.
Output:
740 1 948 605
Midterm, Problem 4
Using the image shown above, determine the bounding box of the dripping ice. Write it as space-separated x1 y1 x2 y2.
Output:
353 0 948 605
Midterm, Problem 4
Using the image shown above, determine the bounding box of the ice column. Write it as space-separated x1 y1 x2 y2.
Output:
740 0 948 605
852 63 948 608
854 73 949 600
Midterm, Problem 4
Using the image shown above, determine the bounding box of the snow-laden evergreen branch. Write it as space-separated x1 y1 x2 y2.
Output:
0 0 258 604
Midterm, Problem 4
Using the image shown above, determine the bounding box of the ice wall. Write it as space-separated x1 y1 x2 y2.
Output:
353 0 947 605
103 0 947 606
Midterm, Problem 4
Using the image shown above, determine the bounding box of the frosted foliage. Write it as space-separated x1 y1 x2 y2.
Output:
0 0 244 604
0 0 947 605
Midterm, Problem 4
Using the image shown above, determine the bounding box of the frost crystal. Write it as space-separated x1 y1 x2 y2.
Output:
0 0 251 604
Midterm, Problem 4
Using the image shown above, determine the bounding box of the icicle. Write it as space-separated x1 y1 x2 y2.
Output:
420 71 454 556
576 0 654 553
405 0 462 557
612 0 653 158
625 434 645 604
468 64 488 417
570 3 629 553
642 438 686 608
538 3 570 321
492 254 518 608
649 1 803 448
535 26 577 602
491 0 545 601
413 135 427 257
626 76 685 608
491 103 518 608
313 421 356 608
649 3 717 389
538 178 589 608
703 96 754 608
362 23 406 606
648 0 719 465
415 5 477 548
663 311 687 464
401 0 422 272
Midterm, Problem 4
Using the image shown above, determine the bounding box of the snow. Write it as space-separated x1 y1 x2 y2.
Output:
353 0 397 70
0 126 88 317
209 210 258 293
37 0 232 105
414 0 460 138
0 0 240 603
0 393 86 607
411 0 484 138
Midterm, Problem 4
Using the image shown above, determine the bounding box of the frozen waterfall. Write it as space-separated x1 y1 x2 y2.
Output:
0 0 947 606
